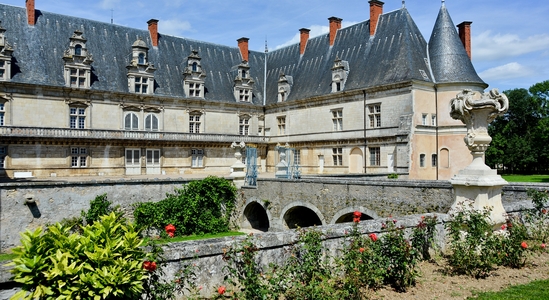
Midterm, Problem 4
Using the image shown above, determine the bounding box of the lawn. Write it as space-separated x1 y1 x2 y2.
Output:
471 279 549 299
502 174 549 183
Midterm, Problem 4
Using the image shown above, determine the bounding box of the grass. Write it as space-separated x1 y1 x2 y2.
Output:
149 230 246 244
502 175 549 183
470 279 549 299
0 252 17 262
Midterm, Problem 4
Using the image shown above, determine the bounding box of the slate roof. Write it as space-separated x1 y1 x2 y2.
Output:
0 3 485 106
428 4 486 85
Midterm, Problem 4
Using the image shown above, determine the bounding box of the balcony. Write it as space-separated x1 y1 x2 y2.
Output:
0 126 267 143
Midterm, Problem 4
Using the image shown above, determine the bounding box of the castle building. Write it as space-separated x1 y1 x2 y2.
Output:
0 0 486 180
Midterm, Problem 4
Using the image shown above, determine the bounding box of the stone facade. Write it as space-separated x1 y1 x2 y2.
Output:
0 1 491 181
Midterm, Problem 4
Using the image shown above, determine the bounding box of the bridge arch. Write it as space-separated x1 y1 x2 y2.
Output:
280 201 325 229
241 199 272 232
331 207 378 224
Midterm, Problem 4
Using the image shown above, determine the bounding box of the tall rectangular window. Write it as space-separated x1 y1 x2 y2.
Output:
125 149 141 166
431 114 437 126
422 114 428 125
277 116 286 135
192 149 204 167
369 147 380 166
189 114 201 133
0 102 4 126
0 61 6 80
71 147 87 167
332 109 343 131
146 149 160 166
432 154 438 167
332 148 343 166
70 107 86 129
368 104 381 128
239 117 250 135
420 154 426 167
294 149 301 165
0 146 5 169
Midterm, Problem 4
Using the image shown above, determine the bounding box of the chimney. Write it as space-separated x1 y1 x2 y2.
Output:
299 28 310 55
237 37 249 62
328 17 342 46
26 0 35 26
369 0 384 36
457 21 473 59
147 19 159 47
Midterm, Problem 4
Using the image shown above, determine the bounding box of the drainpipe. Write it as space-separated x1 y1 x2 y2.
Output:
363 90 367 174
435 85 439 180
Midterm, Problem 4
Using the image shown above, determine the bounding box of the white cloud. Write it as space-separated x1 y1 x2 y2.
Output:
159 19 192 37
479 62 536 81
274 21 358 50
100 0 121 10
474 31 549 61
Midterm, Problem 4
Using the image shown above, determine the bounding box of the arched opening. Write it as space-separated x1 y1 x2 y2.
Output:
349 147 363 173
74 44 82 56
242 202 269 231
334 212 373 223
283 206 322 229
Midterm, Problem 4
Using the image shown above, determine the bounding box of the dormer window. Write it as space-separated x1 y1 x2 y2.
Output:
277 72 292 102
183 50 207 98
63 30 93 88
127 37 156 94
331 57 349 93
0 22 13 81
233 60 254 102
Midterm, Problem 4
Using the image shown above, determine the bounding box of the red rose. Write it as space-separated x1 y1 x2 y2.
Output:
542 243 546 249
369 233 378 242
359 247 365 253
501 224 506 230
353 211 362 223
521 242 528 249
142 261 150 270
542 209 547 214
165 224 176 237
218 286 226 295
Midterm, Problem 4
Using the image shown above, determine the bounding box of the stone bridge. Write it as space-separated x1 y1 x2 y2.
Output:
239 177 547 232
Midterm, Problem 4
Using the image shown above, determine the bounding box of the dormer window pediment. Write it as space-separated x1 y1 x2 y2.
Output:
233 60 254 102
331 57 349 93
183 50 206 98
127 37 155 94
63 30 93 88
0 22 13 81
277 72 292 102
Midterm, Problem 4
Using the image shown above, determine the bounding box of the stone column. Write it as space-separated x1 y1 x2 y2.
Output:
230 141 246 189
448 89 509 225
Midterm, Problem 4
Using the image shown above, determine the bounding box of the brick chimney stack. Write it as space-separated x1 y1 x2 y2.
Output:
237 37 249 62
147 19 159 47
369 0 384 36
26 0 35 26
457 21 473 59
328 17 342 46
299 28 310 55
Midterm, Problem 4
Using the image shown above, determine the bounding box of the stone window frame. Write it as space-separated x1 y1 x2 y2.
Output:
432 153 438 167
431 114 437 126
0 146 6 169
191 148 204 168
369 147 381 166
144 113 159 131
70 146 87 168
239 115 250 136
332 147 343 166
331 108 343 131
294 149 301 165
419 153 426 168
69 106 87 129
62 30 93 89
367 104 381 128
124 111 140 130
422 113 428 126
189 112 202 134
0 101 5 126
0 59 10 81
277 116 286 135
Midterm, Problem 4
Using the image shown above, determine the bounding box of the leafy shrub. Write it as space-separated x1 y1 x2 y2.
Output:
524 189 549 243
81 193 115 225
387 173 399 179
134 176 237 236
498 217 530 268
446 203 501 278
9 212 148 299
411 215 438 261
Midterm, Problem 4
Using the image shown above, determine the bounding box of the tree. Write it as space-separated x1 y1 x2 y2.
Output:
486 80 549 174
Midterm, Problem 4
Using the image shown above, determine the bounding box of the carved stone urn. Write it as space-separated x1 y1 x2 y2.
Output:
448 89 509 225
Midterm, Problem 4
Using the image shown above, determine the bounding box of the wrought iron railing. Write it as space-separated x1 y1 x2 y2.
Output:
0 126 267 143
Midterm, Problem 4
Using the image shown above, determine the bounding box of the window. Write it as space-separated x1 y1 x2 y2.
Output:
69 68 86 88
71 147 87 167
138 53 145 64
368 104 381 128
0 146 5 169
74 44 82 56
239 89 250 102
277 116 286 135
432 154 437 167
0 102 4 126
191 149 204 167
146 149 160 166
0 61 6 80
420 154 426 167
134 76 148 94
189 114 201 133
145 113 159 131
70 107 86 129
192 62 198 72
336 81 341 91
369 147 380 166
431 114 437 126
332 109 343 131
125 148 141 166
422 114 428 125
124 112 139 130
188 82 201 97
294 149 301 165
333 148 343 166
239 117 250 135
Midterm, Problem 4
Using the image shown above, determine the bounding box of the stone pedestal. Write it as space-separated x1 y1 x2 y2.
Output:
448 89 509 225
230 141 246 189
275 151 289 179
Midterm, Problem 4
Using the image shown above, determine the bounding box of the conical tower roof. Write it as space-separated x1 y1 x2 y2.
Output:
428 3 486 86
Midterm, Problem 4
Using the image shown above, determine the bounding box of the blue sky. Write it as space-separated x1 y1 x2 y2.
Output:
1 0 548 92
